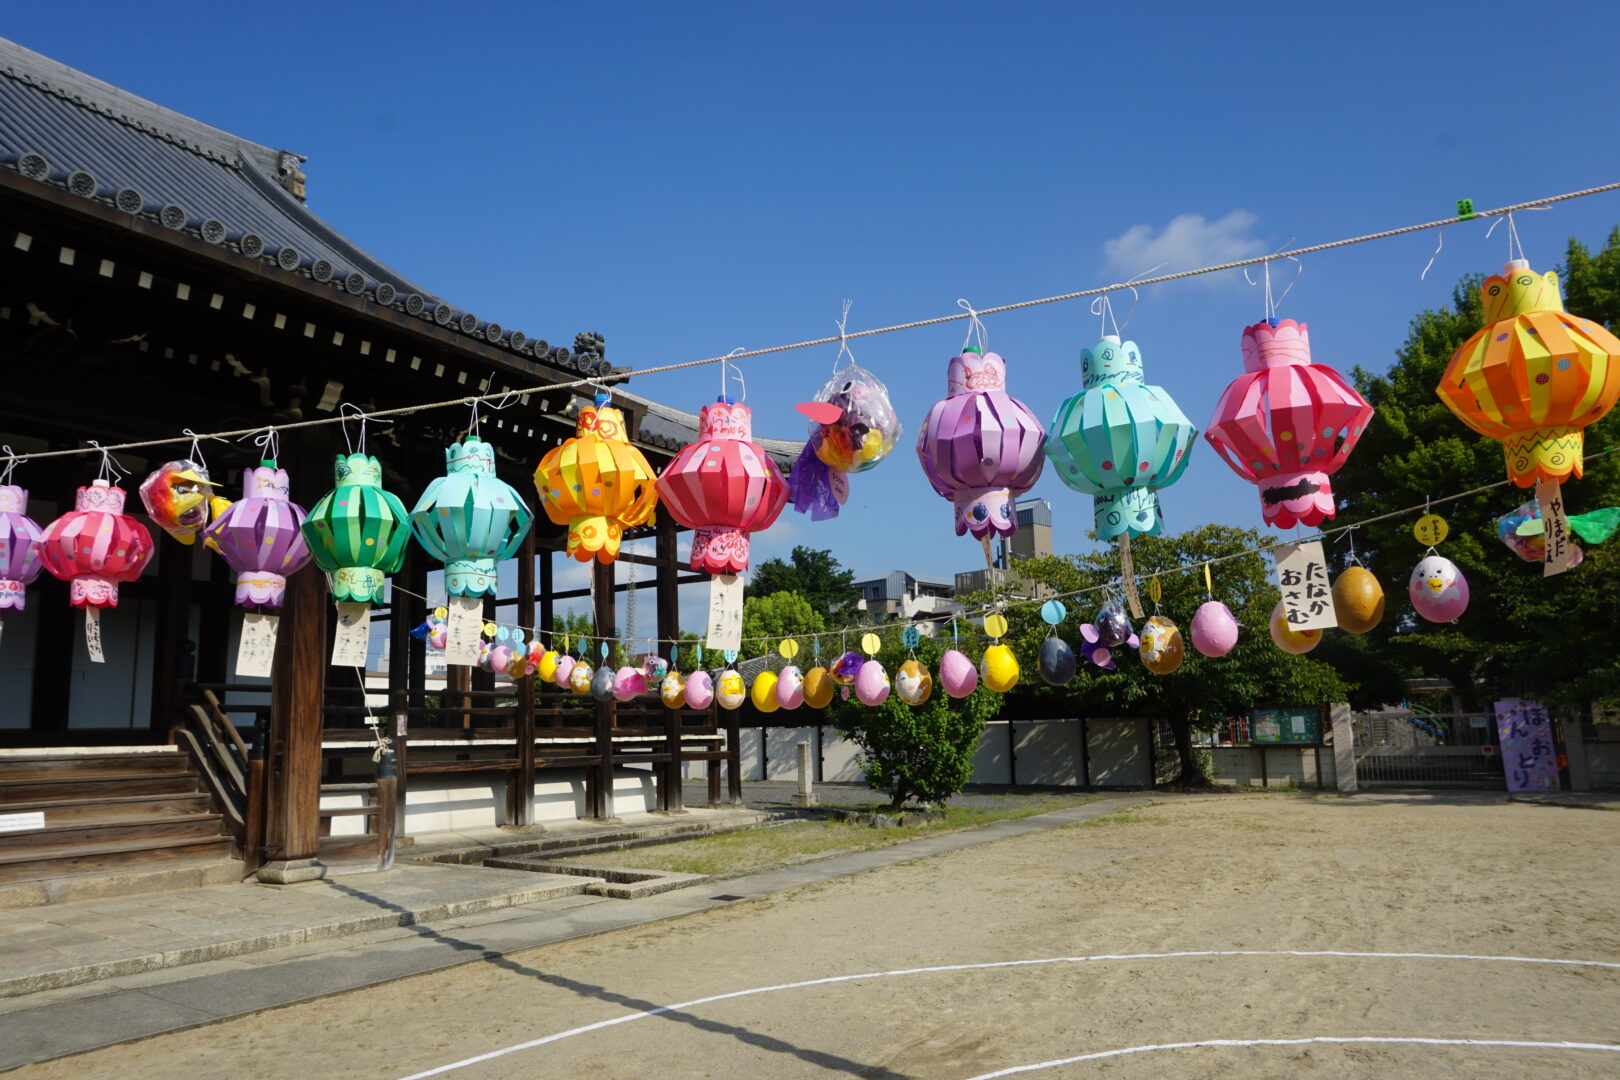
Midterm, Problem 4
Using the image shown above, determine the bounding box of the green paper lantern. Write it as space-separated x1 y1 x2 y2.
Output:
410 436 533 599
302 453 411 605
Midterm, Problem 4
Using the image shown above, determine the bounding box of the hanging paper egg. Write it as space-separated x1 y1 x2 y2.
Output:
613 665 646 701
1038 637 1077 686
1190 601 1240 658
655 398 789 572
532 392 658 564
0 485 44 612
803 667 835 709
1204 319 1374 529
787 362 904 520
1331 567 1386 634
569 660 594 694
660 670 687 709
686 669 714 709
1269 600 1323 654
916 348 1047 537
1438 261 1620 487
477 642 494 672
982 644 1019 693
830 651 863 686
1138 615 1185 675
553 654 576 688
537 650 560 682
939 649 979 698
750 670 780 713
716 670 746 710
138 459 228 544
590 664 617 700
855 660 891 705
410 436 533 598
302 453 411 606
1410 554 1470 622
777 665 805 710
38 479 155 608
895 659 933 705
1046 337 1198 538
488 644 513 674
429 622 447 650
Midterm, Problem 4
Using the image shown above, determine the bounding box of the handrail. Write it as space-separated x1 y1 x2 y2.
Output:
174 728 245 830
199 689 250 763
188 704 247 797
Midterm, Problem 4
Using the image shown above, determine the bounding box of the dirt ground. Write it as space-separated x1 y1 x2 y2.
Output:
19 793 1620 1079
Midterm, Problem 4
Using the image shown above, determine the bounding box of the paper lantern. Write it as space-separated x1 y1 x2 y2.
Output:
686 669 714 709
895 659 933 705
1047 337 1198 538
939 649 978 698
410 437 533 598
1138 616 1185 674
1204 320 1374 528
533 393 658 564
302 454 411 606
1038 637 1077 686
750 671 780 713
0 485 44 611
787 364 903 520
777 665 805 710
802 667 834 709
1190 601 1239 658
1439 261 1620 487
981 644 1019 692
1332 567 1385 634
655 399 788 573
1410 555 1469 622
38 479 155 608
855 660 891 705
138 460 228 545
204 462 312 609
916 349 1047 537
1269 600 1322 654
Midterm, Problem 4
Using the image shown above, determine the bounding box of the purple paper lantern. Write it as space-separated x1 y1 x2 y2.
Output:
203 461 312 608
0 485 44 611
916 348 1047 537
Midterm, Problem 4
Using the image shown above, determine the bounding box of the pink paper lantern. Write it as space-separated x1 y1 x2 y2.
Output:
1204 320 1374 529
655 399 789 573
0 485 44 611
203 462 312 608
916 349 1046 537
38 479 155 608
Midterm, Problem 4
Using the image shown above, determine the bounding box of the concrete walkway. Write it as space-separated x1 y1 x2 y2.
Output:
0 794 1144 1070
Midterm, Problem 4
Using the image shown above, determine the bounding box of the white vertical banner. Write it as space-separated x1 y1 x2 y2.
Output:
1536 478 1577 577
235 613 278 678
331 602 371 667
1273 540 1337 630
444 595 483 667
84 607 105 664
705 574 743 652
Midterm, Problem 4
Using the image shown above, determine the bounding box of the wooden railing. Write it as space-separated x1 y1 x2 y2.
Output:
175 687 249 853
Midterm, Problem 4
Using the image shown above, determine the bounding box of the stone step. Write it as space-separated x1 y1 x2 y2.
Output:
0 835 234 886
0 857 244 911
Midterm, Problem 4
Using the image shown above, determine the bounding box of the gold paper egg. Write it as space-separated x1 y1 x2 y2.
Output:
1332 566 1385 634
1138 615 1185 675
803 666 835 709
659 671 686 709
895 659 933 705
982 644 1019 693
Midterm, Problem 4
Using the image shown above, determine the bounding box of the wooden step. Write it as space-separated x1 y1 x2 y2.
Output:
0 773 203 805
0 835 234 886
0 752 191 782
0 814 223 855
0 792 215 824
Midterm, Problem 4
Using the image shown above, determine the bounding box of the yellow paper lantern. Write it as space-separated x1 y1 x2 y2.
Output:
533 393 659 563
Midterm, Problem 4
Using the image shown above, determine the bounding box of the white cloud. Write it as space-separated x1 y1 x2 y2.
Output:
1102 210 1265 285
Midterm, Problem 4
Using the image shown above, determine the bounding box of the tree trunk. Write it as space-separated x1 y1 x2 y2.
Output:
1167 714 1205 787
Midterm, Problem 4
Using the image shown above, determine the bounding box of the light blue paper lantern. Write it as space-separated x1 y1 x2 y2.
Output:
1046 336 1197 539
410 436 534 598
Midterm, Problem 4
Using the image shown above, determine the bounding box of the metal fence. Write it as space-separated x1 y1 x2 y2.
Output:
1352 710 1506 787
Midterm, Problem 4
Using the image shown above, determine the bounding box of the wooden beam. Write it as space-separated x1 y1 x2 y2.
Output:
592 559 616 820
512 529 537 826
656 515 683 813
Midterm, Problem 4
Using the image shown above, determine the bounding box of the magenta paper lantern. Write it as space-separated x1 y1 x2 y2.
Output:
203 461 312 608
655 399 789 573
1204 319 1374 529
916 348 1047 537
0 485 44 611
38 479 155 608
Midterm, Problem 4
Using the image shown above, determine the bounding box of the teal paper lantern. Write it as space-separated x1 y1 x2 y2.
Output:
1046 336 1197 539
410 436 533 598
302 453 412 605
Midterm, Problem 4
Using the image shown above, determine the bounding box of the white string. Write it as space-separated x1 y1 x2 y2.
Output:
338 403 369 456
0 446 22 487
833 299 856 373
240 427 280 464
1420 228 1445 281
957 298 988 353
1089 263 1163 338
720 346 746 402
181 427 226 474
87 440 129 484
1484 207 1551 264
467 387 521 438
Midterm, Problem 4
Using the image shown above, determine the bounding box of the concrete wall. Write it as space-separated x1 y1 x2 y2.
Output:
1587 725 1620 790
1085 719 1151 788
1209 746 1332 788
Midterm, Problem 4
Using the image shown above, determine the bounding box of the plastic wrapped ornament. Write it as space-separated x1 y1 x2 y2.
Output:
803 667 834 709
660 670 687 709
1410 555 1469 622
1269 600 1323 654
139 459 227 544
590 664 617 700
613 665 647 701
787 362 903 520
642 656 670 683
1080 601 1138 670
855 660 891 705
716 670 746 710
553 654 576 688
1138 616 1185 675
777 665 805 710
895 659 933 705
830 651 864 685
1331 567 1386 634
537 650 561 682
1190 601 1240 658
939 649 978 698
750 671 780 714
982 644 1019 693
1038 637 1077 686
569 660 594 694
686 669 714 709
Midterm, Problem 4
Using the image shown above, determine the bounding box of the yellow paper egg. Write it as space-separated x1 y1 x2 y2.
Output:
982 644 1019 693
569 661 594 694
659 671 686 709
536 650 560 682
1332 566 1385 634
750 671 780 713
803 666 835 709
1269 601 1323 655
1138 615 1185 675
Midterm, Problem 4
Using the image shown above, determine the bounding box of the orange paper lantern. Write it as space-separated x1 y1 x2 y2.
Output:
533 394 658 563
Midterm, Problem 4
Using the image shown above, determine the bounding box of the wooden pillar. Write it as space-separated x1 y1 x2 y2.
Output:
656 517 683 813
592 559 616 820
396 541 428 834
722 704 743 805
258 544 327 884
511 530 537 826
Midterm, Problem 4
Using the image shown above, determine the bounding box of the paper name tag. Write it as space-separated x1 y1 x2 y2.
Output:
84 607 105 664
1273 540 1337 631
445 595 483 667
1536 478 1577 577
705 574 743 652
235 612 278 678
331 602 371 667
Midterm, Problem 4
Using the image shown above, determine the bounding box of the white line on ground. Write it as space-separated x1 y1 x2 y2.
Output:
396 950 1620 1079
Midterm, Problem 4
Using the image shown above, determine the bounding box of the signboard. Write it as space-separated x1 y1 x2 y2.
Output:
1273 541 1337 631
1250 706 1321 745
0 811 45 833
1494 698 1560 793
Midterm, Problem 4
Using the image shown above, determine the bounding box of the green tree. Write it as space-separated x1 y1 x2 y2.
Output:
825 633 1002 808
747 546 860 622
742 590 826 644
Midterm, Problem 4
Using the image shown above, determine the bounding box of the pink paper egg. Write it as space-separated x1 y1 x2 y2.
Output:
553 655 575 688
488 645 512 675
429 627 447 650
855 660 890 705
939 649 978 698
1409 554 1469 622
776 665 805 710
612 665 646 701
685 669 714 709
1190 600 1239 658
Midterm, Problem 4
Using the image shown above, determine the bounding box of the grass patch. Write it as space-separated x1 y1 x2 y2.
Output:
1071 810 1167 828
552 794 1103 878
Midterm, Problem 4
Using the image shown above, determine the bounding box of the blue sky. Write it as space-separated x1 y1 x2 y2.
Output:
12 2 1620 641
